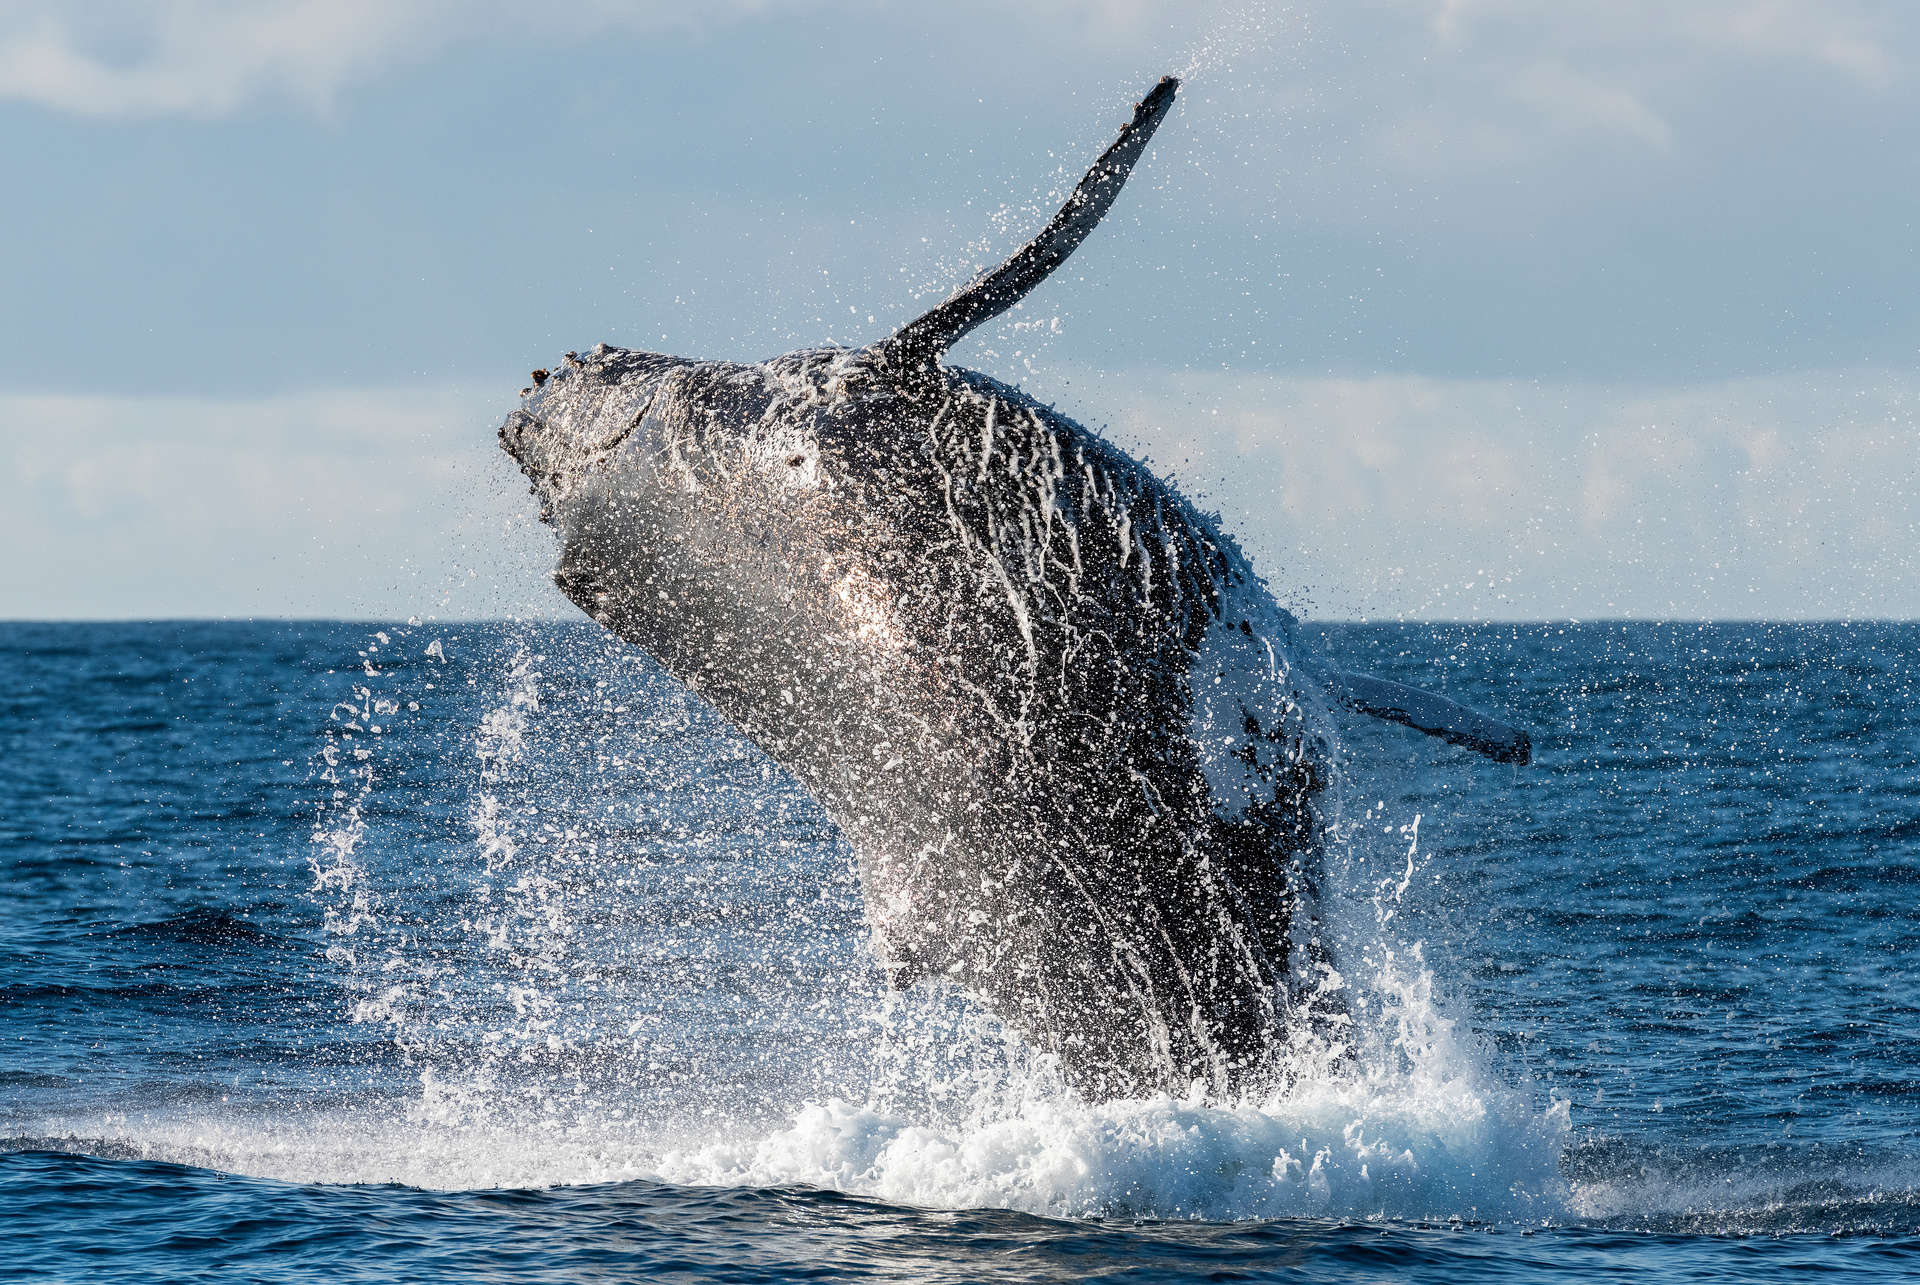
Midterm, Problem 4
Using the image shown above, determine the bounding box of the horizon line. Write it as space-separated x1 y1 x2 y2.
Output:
2 616 1916 628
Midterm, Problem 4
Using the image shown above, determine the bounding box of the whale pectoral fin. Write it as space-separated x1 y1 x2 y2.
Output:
877 76 1179 366
1326 671 1533 765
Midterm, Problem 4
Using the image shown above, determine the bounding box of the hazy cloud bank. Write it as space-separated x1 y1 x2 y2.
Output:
0 1 1898 128
0 386 553 618
5 368 1912 620
1071 363 1920 621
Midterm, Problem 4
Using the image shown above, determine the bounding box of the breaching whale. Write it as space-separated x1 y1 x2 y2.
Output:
500 76 1530 1101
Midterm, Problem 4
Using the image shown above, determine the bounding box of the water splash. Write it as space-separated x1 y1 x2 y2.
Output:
660 961 1569 1222
291 628 1578 1223
309 626 425 994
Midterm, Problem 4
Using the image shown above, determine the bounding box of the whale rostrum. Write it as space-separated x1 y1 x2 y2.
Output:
500 76 1530 1100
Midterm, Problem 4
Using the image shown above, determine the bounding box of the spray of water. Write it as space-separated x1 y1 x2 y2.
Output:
281 623 1577 1223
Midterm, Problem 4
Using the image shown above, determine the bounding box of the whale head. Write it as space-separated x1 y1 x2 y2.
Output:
498 345 693 518
498 343 916 665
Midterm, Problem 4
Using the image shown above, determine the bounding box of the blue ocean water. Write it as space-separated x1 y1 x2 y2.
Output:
4 619 1918 1282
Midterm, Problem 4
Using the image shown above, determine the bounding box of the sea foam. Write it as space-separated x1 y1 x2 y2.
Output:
659 1071 1568 1223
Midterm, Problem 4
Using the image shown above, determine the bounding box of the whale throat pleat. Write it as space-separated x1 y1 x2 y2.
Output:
880 75 1179 365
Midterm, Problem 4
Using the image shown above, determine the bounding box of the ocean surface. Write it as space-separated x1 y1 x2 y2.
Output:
4 619 1918 1282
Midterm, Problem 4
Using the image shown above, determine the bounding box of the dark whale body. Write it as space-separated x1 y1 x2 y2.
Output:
501 79 1528 1100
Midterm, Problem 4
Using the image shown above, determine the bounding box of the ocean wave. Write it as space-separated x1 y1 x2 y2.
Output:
19 1109 1920 1238
659 1078 1570 1223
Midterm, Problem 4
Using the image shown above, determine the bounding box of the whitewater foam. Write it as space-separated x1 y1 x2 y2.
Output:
660 1073 1568 1223
23 1052 1567 1224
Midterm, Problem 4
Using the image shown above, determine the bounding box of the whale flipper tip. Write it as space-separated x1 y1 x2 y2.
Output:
879 74 1180 368
1327 670 1534 766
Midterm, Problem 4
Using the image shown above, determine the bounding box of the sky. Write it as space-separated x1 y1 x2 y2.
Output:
2 0 1916 620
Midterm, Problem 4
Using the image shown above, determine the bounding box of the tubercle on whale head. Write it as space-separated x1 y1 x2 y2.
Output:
498 343 689 518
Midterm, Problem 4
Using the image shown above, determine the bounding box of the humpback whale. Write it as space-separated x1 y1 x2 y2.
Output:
500 76 1530 1101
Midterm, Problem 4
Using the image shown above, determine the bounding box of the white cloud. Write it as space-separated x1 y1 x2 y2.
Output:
0 0 821 118
1079 364 1920 621
0 385 560 617
1340 0 1903 173
5 0 1897 126
0 0 1190 119
1424 0 1893 86
1678 1 1894 88
0 1 431 117
3 370 1915 619
1508 61 1670 148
